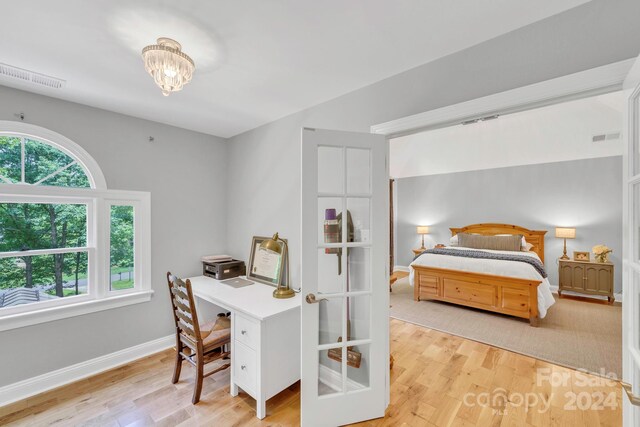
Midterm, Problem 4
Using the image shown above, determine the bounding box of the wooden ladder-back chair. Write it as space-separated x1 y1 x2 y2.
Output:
167 272 231 404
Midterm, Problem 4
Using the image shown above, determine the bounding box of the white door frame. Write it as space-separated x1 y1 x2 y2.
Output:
372 56 640 424
622 55 640 427
370 58 635 138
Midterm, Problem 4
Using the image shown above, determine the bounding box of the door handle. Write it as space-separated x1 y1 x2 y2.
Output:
305 293 327 304
621 381 640 406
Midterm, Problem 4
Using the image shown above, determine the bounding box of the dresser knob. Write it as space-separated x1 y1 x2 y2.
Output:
241 330 247 335
241 364 246 370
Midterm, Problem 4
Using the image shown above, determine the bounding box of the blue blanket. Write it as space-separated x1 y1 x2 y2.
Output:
414 248 547 278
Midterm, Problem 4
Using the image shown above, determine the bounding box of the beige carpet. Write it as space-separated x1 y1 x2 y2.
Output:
390 277 622 377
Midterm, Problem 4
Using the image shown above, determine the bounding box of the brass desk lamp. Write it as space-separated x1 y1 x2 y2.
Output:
259 232 295 299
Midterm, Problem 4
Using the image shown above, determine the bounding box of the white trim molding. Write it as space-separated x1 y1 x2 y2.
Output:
371 58 636 138
0 333 173 407
0 290 154 332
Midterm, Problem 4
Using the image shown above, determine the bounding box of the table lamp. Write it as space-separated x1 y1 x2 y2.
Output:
259 232 295 299
416 226 430 250
555 227 576 260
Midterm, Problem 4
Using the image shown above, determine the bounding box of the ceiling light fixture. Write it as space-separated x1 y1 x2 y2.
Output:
141 37 195 96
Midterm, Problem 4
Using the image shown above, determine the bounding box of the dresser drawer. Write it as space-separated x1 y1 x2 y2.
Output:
233 340 257 395
234 313 259 350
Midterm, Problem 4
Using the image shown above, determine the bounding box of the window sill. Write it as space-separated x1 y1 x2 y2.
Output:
0 290 154 332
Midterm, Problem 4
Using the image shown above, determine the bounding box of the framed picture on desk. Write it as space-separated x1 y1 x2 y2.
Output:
248 235 287 287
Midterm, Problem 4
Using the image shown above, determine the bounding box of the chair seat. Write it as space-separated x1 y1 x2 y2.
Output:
199 316 231 351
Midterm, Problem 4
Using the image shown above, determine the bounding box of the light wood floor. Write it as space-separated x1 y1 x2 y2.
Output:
0 318 622 426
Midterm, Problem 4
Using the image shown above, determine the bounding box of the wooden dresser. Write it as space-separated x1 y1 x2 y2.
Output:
558 259 615 303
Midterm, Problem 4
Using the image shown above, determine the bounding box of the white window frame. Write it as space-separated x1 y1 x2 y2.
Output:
0 123 152 331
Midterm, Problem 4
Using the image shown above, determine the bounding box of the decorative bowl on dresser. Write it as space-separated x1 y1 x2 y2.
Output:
558 258 615 304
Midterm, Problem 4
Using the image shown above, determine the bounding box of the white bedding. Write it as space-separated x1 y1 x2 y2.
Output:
409 246 556 318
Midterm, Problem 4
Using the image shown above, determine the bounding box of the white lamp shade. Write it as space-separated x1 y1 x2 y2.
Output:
555 227 576 239
416 226 430 235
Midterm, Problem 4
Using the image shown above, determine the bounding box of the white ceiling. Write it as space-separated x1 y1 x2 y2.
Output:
390 91 624 178
1 0 591 138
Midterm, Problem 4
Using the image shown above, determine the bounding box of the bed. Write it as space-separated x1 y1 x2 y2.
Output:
410 223 555 326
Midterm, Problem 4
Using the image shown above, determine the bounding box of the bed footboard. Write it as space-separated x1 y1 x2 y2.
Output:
412 265 541 326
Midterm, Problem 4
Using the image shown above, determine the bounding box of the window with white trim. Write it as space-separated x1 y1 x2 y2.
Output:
0 123 152 331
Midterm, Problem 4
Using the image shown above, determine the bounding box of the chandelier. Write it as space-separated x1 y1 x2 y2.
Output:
142 38 195 96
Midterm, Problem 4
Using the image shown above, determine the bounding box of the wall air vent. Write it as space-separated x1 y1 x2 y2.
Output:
0 63 65 89
592 132 621 143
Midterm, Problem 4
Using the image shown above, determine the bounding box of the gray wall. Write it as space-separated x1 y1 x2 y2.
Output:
226 0 640 288
0 85 228 387
395 157 623 292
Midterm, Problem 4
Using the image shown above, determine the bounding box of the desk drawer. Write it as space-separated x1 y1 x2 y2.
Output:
233 340 257 395
234 313 259 350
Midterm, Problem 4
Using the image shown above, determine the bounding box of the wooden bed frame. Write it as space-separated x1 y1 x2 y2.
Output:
412 223 547 326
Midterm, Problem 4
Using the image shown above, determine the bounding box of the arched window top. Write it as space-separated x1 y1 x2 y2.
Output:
0 122 107 190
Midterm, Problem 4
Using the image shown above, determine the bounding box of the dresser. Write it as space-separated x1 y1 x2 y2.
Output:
188 276 301 419
558 259 615 303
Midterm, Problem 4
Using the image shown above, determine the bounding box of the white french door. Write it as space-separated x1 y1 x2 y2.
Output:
300 128 389 426
623 54 640 426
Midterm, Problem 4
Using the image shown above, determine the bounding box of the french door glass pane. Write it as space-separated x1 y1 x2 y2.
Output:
0 252 88 308
346 148 371 194
318 249 344 294
318 197 343 246
347 247 370 292
346 295 370 342
319 347 343 395
0 203 87 252
347 343 370 391
318 146 344 194
347 198 371 243
110 205 134 291
319 296 344 345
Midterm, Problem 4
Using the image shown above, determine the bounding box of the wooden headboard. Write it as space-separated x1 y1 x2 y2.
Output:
450 223 547 263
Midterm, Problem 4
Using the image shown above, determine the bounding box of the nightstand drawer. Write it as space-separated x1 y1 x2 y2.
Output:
234 313 259 350
233 340 257 395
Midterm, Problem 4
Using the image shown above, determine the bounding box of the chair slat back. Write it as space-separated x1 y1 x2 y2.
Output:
167 273 202 343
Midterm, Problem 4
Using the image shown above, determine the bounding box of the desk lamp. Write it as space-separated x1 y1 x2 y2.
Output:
259 233 295 299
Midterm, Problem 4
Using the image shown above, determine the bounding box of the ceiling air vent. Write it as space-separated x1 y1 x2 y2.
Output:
0 63 65 89
592 132 621 143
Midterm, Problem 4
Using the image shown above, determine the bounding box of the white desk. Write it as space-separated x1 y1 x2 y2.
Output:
188 276 301 419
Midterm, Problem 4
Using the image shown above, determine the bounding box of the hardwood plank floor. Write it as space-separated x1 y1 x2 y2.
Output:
0 319 622 426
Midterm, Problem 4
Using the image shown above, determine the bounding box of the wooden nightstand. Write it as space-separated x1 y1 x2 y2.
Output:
558 259 615 304
413 248 425 256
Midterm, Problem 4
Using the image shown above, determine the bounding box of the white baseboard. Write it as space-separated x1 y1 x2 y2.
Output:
0 334 174 407
393 265 410 273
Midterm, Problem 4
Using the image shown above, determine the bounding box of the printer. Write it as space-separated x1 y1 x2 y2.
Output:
202 259 246 280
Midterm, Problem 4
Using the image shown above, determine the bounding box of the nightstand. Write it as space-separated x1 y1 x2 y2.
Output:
413 248 425 256
558 259 614 304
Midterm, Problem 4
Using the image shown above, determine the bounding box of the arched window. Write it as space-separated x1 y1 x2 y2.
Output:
0 135 91 187
0 122 151 331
